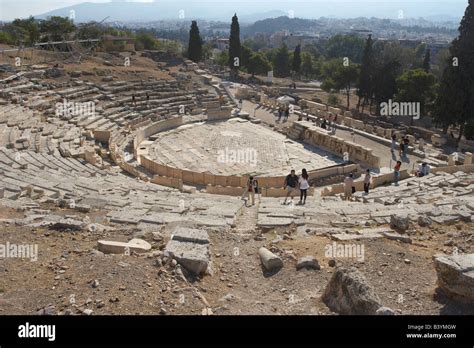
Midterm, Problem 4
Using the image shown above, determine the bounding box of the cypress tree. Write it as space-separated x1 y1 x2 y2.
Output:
228 14 241 74
422 47 431 72
433 0 474 140
273 43 291 78
292 44 302 76
188 21 202 63
356 34 374 112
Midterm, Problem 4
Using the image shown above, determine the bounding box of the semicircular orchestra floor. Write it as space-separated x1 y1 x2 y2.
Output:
145 118 344 176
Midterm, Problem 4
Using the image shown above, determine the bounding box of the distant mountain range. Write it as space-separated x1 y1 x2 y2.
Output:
34 2 289 23
32 0 466 24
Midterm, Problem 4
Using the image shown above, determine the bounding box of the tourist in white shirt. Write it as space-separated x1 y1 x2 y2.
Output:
298 169 310 205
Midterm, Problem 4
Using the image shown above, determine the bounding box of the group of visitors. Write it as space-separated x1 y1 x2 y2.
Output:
391 133 410 158
343 169 373 201
282 169 310 205
318 118 337 133
241 169 311 207
391 133 431 184
277 104 291 122
130 93 150 107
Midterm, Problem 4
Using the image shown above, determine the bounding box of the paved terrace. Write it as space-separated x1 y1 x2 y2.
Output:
146 118 344 176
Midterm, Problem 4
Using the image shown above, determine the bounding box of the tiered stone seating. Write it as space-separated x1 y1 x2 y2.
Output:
0 146 244 228
257 171 474 233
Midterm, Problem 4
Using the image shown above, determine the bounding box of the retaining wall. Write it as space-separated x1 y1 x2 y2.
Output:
290 121 381 168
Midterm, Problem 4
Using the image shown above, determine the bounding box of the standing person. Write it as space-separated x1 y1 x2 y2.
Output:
238 99 243 110
284 105 290 122
278 105 283 121
146 92 150 107
344 173 354 201
321 119 327 129
283 170 299 205
242 176 258 207
131 94 137 107
391 134 397 154
399 140 404 158
403 136 409 157
298 169 310 205
394 160 402 185
418 138 425 153
363 169 372 194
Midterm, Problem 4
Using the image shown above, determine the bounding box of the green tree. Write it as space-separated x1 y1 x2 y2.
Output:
273 43 290 78
188 21 203 63
373 59 401 115
328 94 340 106
396 69 436 120
326 34 365 63
302 43 322 59
413 43 427 69
322 59 359 109
423 47 431 72
228 13 241 74
202 42 213 60
356 34 375 112
301 52 314 79
433 0 474 140
247 52 272 77
11 16 40 45
240 45 253 69
39 16 76 42
77 22 105 44
135 32 158 50
216 50 229 67
292 44 302 76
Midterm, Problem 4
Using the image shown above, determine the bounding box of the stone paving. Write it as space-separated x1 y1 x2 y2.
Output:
257 170 474 240
147 118 343 176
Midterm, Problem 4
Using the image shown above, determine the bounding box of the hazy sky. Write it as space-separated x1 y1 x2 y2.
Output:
0 0 469 21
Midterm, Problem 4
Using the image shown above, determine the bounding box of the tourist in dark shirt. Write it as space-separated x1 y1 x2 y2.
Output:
283 170 299 205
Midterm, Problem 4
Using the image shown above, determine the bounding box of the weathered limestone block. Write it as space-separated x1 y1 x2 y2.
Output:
296 256 321 270
464 152 472 165
433 253 474 302
322 267 383 315
97 239 152 254
165 240 209 275
432 134 447 147
258 247 283 272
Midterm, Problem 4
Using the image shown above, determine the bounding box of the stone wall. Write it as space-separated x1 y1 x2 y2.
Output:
141 152 358 190
321 170 410 196
206 184 315 198
431 164 474 174
151 175 183 190
116 112 363 195
93 130 112 144
290 121 381 168
133 116 183 158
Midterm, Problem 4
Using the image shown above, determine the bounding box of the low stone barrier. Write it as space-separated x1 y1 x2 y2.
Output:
431 163 474 174
321 170 410 196
206 184 315 197
291 121 380 168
